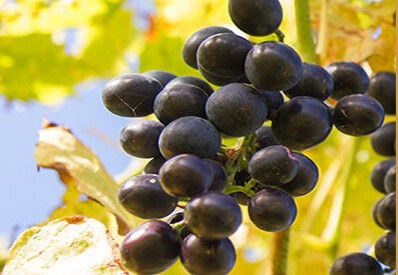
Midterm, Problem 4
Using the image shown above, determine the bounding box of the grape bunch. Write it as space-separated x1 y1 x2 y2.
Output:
99 0 395 274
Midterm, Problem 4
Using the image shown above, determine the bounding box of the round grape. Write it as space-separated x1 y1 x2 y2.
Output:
384 165 396 193
370 122 396 157
203 159 228 192
143 157 166 174
377 192 396 231
370 158 395 193
329 253 383 275
143 70 177 88
375 231 396 269
167 76 214 95
366 71 396 114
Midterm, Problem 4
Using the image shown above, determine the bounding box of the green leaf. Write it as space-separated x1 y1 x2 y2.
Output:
34 119 137 235
2 216 128 275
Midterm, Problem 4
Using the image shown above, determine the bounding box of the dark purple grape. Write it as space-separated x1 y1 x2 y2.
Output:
372 197 385 229
248 187 297 232
228 0 282 36
384 165 396 193
258 90 284 119
167 76 214 95
101 74 162 117
284 62 333 101
143 70 177 88
370 158 395 193
248 145 298 185
333 94 384 136
182 26 233 69
255 125 280 150
119 119 164 158
230 169 252 206
366 71 396 114
377 192 396 231
203 159 227 192
370 122 396 156
117 174 177 219
329 253 383 275
154 83 208 124
158 116 221 159
245 41 302 91
120 220 180 274
205 83 267 137
159 154 212 197
198 66 241 86
325 61 370 100
280 152 319 197
375 231 396 269
180 234 236 274
197 33 252 85
185 192 242 240
143 157 166 174
271 96 332 150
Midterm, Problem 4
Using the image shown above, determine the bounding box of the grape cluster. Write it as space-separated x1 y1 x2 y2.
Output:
99 0 395 274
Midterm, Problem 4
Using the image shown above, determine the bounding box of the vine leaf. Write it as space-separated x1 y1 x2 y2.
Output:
2 216 128 275
34 119 137 235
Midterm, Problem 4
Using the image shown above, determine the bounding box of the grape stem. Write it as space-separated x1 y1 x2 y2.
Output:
266 229 290 275
294 0 318 63
274 29 285 43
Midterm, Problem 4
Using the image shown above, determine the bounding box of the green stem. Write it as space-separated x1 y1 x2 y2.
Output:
266 229 290 275
274 29 285 43
294 0 318 63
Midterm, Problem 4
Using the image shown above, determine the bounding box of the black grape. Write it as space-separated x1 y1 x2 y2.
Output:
325 61 369 100
198 66 241 86
230 169 252 206
143 157 166 174
101 74 162 117
158 116 221 159
167 75 214 95
203 159 228 192
366 71 396 114
117 174 177 219
332 94 384 136
280 152 319 197
375 231 396 269
384 165 396 193
245 41 302 91
372 197 385 229
153 83 208 124
258 90 284 119
370 122 396 156
370 158 395 193
197 33 252 85
159 154 213 197
271 96 332 150
180 234 236 275
119 119 164 158
120 220 180 274
329 253 383 275
248 145 298 185
143 70 177 87
228 0 282 36
248 187 297 232
255 125 280 150
185 192 242 240
182 26 233 69
284 62 333 101
205 83 267 137
377 192 396 231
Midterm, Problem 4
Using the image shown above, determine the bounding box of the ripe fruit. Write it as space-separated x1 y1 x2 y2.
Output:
370 158 395 193
325 61 370 100
167 76 214 95
158 116 221 159
375 231 396 269
154 83 208 124
245 41 303 91
180 234 236 274
332 94 384 136
370 122 396 156
284 62 333 101
249 187 297 232
376 192 396 231
117 174 177 219
120 220 180 274
101 74 162 117
367 71 396 114
143 70 177 87
119 119 164 158
248 145 298 185
329 253 383 275
384 165 396 193
228 0 283 36
203 159 228 192
205 83 267 137
254 125 280 150
159 154 213 197
143 157 166 174
271 96 332 150
185 192 242 240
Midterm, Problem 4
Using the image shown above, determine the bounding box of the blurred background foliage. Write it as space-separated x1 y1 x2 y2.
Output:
0 0 396 274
